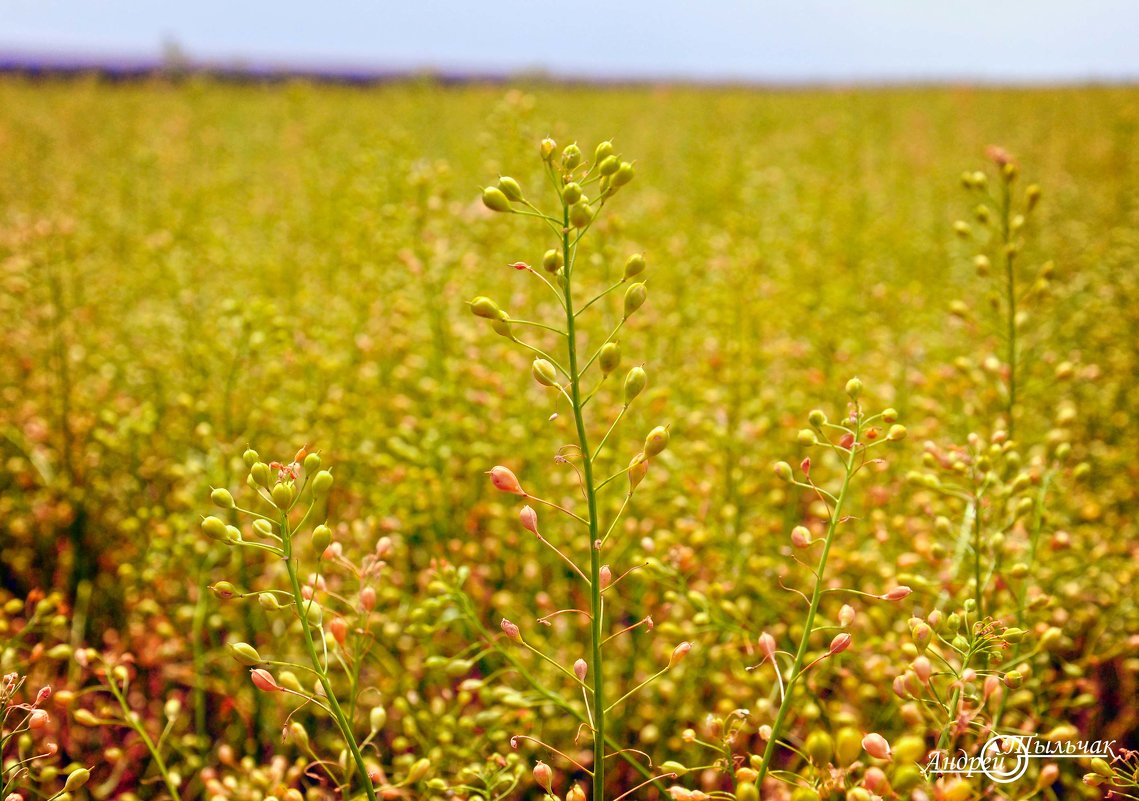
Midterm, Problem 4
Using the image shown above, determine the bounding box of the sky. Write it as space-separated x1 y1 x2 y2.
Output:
2 0 1138 83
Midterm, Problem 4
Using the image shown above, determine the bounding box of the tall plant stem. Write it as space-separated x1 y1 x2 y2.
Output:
283 520 379 801
560 211 606 801
1000 177 1017 439
755 427 859 789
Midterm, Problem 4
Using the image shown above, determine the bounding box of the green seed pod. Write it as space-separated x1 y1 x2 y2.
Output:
301 600 323 627
887 424 907 441
623 366 647 405
531 358 559 387
370 705 387 731
209 580 238 599
660 761 687 778
570 200 593 228
808 409 827 427
623 282 647 318
612 161 635 188
482 186 511 213
271 482 294 510
599 342 621 374
313 524 332 553
311 470 334 497
277 670 303 693
64 768 91 793
599 155 620 176
303 452 321 473
562 143 582 170
1090 757 1113 778
252 518 274 538
623 253 646 280
835 727 862 766
288 721 310 750
773 461 793 482
243 448 260 467
1026 183 1042 211
251 461 271 488
469 296 502 319
542 249 563 273
562 182 583 205
805 730 834 765
736 784 759 801
258 593 281 611
845 377 863 398
491 315 515 340
644 426 670 457
594 140 614 164
791 787 820 801
797 429 818 446
407 757 432 783
846 789 871 801
541 137 557 161
629 454 649 491
211 487 235 509
892 765 922 793
497 176 523 202
202 516 229 542
228 642 263 666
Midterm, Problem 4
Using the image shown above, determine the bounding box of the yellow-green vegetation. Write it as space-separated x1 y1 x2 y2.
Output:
1 77 1137 801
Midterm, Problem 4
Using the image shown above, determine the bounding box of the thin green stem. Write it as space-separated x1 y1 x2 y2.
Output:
561 208 607 801
755 422 860 789
282 520 378 801
105 674 182 801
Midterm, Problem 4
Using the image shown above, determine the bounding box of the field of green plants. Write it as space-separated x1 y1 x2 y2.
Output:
1 77 1137 801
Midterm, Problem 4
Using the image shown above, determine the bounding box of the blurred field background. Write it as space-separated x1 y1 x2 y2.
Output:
1 77 1137 799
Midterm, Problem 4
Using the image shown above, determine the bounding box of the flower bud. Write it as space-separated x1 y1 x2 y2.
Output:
562 182 583 205
574 659 588 681
773 461 793 482
211 488 235 509
862 732 891 760
228 642 263 666
497 176 523 202
599 342 621 374
623 282 647 318
644 425 670 457
532 358 559 387
488 466 525 495
482 186 511 212
623 366 647 405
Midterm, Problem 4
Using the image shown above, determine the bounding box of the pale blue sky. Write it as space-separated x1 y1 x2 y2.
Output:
2 0 1137 82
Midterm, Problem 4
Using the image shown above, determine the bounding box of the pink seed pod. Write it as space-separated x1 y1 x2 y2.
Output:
250 669 282 693
839 604 856 627
574 659 588 681
28 710 49 729
488 466 526 495
892 674 909 699
7 793 26 801
790 526 812 548
519 505 539 535
829 633 852 655
879 586 912 601
330 616 348 646
360 586 377 611
863 766 890 793
508 261 530 271
533 761 553 793
758 725 772 742
368 765 382 784
912 656 932 684
800 457 811 476
669 642 692 667
983 674 1001 701
599 565 612 588
566 783 586 801
35 686 51 705
758 632 777 659
500 618 521 642
862 732 892 761
962 668 977 683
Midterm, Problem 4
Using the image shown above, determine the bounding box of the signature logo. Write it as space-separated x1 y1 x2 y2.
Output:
923 734 1117 784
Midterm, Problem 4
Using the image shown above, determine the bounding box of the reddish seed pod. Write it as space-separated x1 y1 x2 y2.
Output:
829 633 852 655
879 586 912 601
250 669 282 693
500 618 521 642
330 616 348 646
519 505 539 535
599 565 612 587
668 641 692 667
574 659 588 681
839 604 856 626
758 632 776 659
533 762 554 793
487 466 525 495
862 732 892 760
360 586 377 611
790 525 811 548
